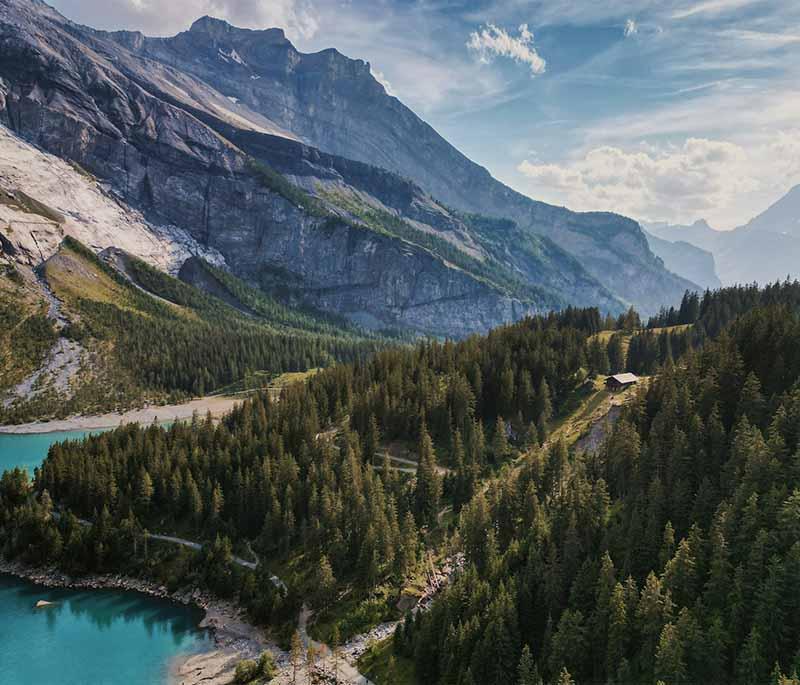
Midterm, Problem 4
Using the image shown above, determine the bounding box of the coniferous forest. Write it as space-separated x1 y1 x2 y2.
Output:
404 294 800 684
0 308 597 638
3 283 800 683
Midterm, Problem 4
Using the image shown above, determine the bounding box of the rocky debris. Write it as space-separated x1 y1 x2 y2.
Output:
334 553 467 672
574 405 623 455
2 337 85 408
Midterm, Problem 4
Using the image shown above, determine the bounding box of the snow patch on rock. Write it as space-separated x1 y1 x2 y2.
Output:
0 124 225 274
218 48 247 66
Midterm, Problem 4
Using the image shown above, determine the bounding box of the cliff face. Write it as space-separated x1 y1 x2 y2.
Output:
102 12 697 312
0 0 678 338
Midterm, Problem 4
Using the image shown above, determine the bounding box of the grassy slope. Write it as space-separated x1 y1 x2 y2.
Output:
0 264 56 392
1 238 384 422
358 637 417 685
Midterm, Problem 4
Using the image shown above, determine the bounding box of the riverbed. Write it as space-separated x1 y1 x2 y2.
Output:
0 394 243 435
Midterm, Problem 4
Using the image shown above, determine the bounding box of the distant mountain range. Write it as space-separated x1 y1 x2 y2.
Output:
645 184 800 287
0 0 694 338
641 229 721 291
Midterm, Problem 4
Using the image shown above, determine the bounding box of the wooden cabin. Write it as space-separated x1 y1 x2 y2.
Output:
605 373 639 391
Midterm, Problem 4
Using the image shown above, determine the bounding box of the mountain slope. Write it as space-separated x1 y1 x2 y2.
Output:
0 0 686 322
0 235 385 422
0 0 630 335
642 229 720 290
0 125 220 272
745 184 800 237
99 12 694 314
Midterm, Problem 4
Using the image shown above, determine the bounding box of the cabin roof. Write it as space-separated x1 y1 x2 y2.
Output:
607 373 639 385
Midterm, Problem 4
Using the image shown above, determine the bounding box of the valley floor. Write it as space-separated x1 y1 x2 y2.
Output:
0 394 245 434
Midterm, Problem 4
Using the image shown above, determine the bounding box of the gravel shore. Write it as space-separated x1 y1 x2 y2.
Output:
0 395 244 434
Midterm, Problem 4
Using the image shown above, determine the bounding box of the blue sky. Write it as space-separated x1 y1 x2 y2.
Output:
50 0 800 229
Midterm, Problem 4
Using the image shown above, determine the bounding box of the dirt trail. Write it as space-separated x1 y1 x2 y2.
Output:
295 605 375 685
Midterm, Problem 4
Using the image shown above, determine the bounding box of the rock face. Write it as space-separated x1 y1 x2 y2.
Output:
0 0 687 336
0 125 219 273
102 11 696 313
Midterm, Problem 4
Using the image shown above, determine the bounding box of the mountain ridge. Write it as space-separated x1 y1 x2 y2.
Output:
645 185 800 286
91 5 695 313
0 0 691 334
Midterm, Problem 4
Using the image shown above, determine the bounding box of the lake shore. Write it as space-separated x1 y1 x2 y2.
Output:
0 558 275 685
0 395 244 435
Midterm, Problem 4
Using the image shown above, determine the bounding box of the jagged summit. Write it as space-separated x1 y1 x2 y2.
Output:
0 0 694 332
187 15 289 44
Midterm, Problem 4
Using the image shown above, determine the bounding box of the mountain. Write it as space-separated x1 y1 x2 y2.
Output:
0 0 691 331
745 184 800 237
102 13 693 315
0 232 385 422
645 186 800 286
645 219 721 254
642 228 721 290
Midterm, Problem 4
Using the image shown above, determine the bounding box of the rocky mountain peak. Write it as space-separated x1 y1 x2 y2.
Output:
691 219 714 231
187 15 288 45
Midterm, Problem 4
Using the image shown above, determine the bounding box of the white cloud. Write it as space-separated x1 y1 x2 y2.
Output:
371 69 396 97
466 23 546 76
624 19 638 36
516 134 800 228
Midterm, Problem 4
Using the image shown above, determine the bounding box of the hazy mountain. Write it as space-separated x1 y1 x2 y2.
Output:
645 219 722 253
645 186 800 286
0 0 692 334
743 184 800 237
642 229 721 290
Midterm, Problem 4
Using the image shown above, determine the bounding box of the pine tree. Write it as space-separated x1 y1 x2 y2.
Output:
493 415 510 462
315 555 336 611
291 630 303 684
414 421 442 526
655 622 687 685
517 645 537 685
136 468 153 511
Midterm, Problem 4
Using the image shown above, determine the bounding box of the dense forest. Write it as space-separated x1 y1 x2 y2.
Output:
628 281 800 375
402 299 800 684
0 307 601 637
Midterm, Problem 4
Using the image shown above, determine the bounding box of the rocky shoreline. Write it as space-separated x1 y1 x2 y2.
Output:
0 558 273 685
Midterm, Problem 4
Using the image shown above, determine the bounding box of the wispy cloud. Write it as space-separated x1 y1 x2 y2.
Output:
466 23 546 76
371 68 396 97
671 0 758 20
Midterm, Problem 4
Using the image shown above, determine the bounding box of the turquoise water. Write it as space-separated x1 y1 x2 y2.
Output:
0 429 106 476
0 574 211 684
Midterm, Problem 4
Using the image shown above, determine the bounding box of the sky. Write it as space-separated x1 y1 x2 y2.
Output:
49 0 800 230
